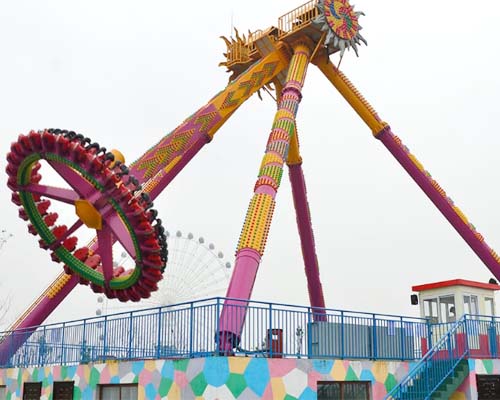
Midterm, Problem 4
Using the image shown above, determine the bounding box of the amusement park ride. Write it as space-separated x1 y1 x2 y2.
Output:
3 0 500 359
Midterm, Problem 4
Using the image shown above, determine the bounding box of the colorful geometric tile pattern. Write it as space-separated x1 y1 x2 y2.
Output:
0 357 493 399
0 357 415 400
452 359 500 400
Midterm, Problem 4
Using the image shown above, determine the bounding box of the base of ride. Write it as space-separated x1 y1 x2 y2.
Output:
3 0 500 398
0 295 498 399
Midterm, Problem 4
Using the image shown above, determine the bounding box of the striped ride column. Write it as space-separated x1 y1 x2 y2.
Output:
218 40 312 353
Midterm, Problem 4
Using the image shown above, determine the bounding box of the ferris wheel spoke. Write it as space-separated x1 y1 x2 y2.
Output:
100 231 231 310
20 183 79 205
96 226 114 283
102 211 136 259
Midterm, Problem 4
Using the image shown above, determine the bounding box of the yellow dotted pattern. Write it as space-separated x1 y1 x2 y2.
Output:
335 68 379 122
319 62 387 135
237 193 275 255
260 153 283 171
46 273 72 299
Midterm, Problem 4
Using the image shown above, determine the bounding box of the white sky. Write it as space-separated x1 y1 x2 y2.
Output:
1 0 500 329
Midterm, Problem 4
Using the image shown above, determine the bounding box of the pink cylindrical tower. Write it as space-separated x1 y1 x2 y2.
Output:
219 39 313 352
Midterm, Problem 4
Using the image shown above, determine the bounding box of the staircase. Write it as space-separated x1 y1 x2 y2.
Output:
385 316 469 400
432 359 469 399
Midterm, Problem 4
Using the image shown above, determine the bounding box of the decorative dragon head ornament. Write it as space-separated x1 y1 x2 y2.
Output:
313 0 367 57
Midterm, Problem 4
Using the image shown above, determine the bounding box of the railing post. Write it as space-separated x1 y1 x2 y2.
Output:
127 312 133 360
102 316 108 359
488 316 497 358
156 308 162 359
494 316 499 358
340 311 345 359
39 326 46 366
215 298 220 356
447 332 453 366
400 317 405 360
268 303 273 358
8 331 13 368
81 319 87 363
61 322 66 365
464 315 470 357
372 314 377 360
426 358 430 395
307 307 312 358
189 302 194 357
427 317 433 350
23 336 28 367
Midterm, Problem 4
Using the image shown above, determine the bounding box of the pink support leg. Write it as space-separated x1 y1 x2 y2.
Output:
288 162 327 320
377 126 500 278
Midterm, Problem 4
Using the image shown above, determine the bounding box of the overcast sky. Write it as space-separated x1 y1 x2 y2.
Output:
1 0 500 329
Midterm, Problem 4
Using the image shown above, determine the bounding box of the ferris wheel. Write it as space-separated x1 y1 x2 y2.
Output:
97 230 232 315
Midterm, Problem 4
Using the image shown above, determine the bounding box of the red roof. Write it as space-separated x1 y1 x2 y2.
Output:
412 279 500 292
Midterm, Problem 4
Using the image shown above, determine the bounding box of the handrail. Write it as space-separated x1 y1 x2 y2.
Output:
1 296 429 333
224 0 319 67
1 297 429 368
385 315 469 400
277 0 318 36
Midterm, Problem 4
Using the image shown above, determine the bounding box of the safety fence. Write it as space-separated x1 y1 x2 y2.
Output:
1 297 429 368
384 315 484 400
429 315 500 359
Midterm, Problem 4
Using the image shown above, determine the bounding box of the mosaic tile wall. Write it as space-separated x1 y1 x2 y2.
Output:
0 357 478 399
450 359 500 400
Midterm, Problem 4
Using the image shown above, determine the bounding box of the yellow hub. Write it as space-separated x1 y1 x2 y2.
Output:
110 149 125 167
75 199 102 230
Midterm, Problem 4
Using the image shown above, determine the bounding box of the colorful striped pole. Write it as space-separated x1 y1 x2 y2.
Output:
219 39 313 352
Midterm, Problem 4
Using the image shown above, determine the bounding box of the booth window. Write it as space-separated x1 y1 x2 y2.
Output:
423 298 438 324
439 295 456 323
485 297 495 316
464 295 479 316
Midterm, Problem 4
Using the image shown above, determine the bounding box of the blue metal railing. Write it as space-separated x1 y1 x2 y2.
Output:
431 314 500 359
0 297 429 368
385 316 469 400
